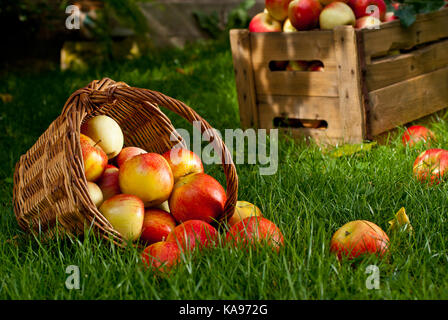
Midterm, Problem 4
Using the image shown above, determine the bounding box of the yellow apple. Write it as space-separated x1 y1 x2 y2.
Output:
162 148 203 182
228 201 263 227
99 194 145 241
81 115 124 159
87 181 103 207
119 153 174 207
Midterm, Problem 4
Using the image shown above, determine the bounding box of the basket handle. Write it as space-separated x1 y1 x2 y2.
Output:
83 79 239 222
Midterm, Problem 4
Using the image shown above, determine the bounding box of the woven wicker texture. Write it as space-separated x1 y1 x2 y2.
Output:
13 78 238 245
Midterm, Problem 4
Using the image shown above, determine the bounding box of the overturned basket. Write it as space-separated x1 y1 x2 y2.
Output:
13 78 238 245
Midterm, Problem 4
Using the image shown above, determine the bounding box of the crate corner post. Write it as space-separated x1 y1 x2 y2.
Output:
229 29 259 130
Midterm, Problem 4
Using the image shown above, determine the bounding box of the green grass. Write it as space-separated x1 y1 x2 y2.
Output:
1 38 448 300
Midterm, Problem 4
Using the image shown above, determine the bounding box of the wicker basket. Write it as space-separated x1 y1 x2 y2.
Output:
12 78 238 245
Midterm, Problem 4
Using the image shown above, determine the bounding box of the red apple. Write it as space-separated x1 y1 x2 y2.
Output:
99 194 145 241
402 125 435 148
320 0 350 5
80 133 108 182
166 220 218 251
319 1 356 30
288 0 323 30
355 15 382 29
97 164 120 201
116 146 147 168
226 216 284 251
413 149 448 185
141 241 181 273
384 11 398 22
249 12 283 32
348 0 386 21
169 173 226 224
330 220 389 260
141 208 177 244
119 153 174 207
307 60 324 71
162 148 203 182
266 0 293 21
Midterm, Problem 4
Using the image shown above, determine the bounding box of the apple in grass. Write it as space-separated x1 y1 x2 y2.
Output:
99 194 145 241
87 181 103 207
266 0 293 21
80 133 108 182
402 125 435 148
330 220 389 260
116 146 147 168
97 164 120 201
226 216 284 251
119 153 174 207
249 12 282 32
288 0 322 31
141 241 181 273
319 1 356 30
81 115 124 159
169 173 226 224
228 201 263 227
162 148 203 182
413 149 448 185
348 0 386 21
355 15 382 29
141 208 177 244
384 11 398 22
167 220 218 251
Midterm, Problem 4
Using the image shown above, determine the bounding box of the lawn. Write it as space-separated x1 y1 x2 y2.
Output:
0 38 447 300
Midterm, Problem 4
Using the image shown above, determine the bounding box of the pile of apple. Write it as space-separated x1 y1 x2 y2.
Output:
250 1 398 71
79 115 284 272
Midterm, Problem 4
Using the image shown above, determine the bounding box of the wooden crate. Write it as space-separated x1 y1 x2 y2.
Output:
230 8 448 145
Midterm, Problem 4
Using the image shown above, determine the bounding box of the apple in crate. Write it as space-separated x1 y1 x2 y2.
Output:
348 0 386 21
142 241 181 273
355 15 381 29
283 18 298 32
87 181 103 207
119 153 174 207
249 12 283 32
169 173 226 224
330 220 389 260
228 201 263 227
116 146 147 167
97 164 120 201
167 220 218 251
286 60 309 71
162 148 203 182
266 0 293 21
402 125 435 148
319 1 356 30
307 60 324 72
81 115 124 159
413 149 448 185
99 194 145 241
226 216 284 250
288 0 322 31
80 133 108 182
141 208 177 244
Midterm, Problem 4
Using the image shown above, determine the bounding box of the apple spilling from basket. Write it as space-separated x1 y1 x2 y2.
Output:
79 115 284 272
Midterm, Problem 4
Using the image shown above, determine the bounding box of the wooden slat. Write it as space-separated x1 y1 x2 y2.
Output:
361 8 448 60
229 29 259 128
254 70 339 97
276 127 346 145
368 66 448 136
257 94 341 130
334 26 365 143
250 30 337 66
366 39 448 91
